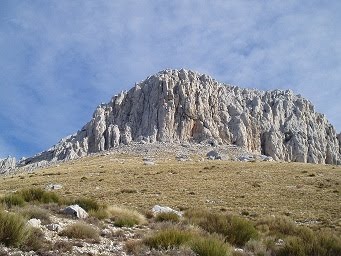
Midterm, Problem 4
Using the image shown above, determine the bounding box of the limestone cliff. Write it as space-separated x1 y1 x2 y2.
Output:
0 156 16 174
20 69 341 166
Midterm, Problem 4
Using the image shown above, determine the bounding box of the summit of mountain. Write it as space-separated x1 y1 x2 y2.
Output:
15 69 341 169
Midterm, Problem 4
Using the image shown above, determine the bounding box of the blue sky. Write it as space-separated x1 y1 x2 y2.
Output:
0 0 340 159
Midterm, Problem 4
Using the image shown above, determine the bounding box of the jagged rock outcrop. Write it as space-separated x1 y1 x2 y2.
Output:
338 133 341 153
0 156 16 174
20 69 341 165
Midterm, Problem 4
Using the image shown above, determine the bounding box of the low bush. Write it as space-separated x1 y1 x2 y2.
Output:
59 222 99 241
185 209 258 247
227 216 259 247
1 194 25 208
18 188 60 204
0 210 28 246
257 216 297 237
155 212 180 223
107 206 147 227
145 228 194 250
190 235 231 256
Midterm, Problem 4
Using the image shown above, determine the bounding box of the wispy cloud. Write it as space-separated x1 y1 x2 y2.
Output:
0 0 340 158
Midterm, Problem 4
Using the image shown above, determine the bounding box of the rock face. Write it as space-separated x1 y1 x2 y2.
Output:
19 69 341 165
0 156 16 174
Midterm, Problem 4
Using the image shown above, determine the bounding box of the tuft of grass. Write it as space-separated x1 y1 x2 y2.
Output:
145 228 194 250
18 188 60 204
89 206 109 220
1 194 25 208
73 197 100 212
190 235 231 256
59 222 99 241
18 206 51 225
155 212 180 223
107 206 147 227
0 210 28 247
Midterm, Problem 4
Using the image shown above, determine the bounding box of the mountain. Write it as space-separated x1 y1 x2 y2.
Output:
19 69 341 167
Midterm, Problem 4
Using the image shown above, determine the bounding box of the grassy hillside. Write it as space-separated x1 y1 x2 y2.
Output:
1 153 340 234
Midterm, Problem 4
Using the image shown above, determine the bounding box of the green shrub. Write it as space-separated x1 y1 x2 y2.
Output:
59 222 99 241
0 210 28 246
316 231 341 255
108 206 146 227
257 216 297 236
18 206 51 225
276 236 305 256
145 228 194 249
227 216 259 247
73 197 100 212
1 194 25 208
185 210 258 247
155 212 180 223
190 235 231 256
18 188 60 204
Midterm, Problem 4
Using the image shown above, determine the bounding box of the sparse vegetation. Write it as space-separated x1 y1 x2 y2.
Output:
21 227 51 252
0 154 340 255
59 222 100 241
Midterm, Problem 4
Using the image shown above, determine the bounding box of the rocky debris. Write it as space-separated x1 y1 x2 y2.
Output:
152 205 182 217
27 218 41 228
45 183 63 190
17 69 341 166
239 155 256 162
0 156 16 174
206 150 222 160
45 223 61 232
64 205 88 219
176 154 190 161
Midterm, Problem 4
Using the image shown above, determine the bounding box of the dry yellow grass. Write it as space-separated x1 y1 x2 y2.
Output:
1 153 340 234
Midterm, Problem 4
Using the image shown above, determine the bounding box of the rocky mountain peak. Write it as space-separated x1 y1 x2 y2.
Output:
0 156 16 174
17 69 341 167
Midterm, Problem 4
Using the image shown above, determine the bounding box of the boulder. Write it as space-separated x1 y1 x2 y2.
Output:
64 205 88 219
27 218 41 228
206 150 222 160
152 205 182 217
